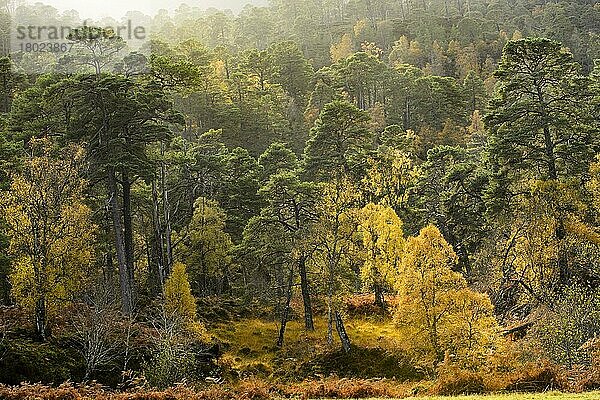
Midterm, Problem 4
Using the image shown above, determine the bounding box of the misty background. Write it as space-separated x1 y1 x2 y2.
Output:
24 0 268 19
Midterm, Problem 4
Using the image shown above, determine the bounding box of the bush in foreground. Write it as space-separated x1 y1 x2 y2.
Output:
0 378 411 400
506 361 567 392
429 366 485 396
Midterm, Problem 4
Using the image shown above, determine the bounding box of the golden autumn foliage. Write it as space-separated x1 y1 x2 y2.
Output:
309 178 363 343
148 262 206 387
311 178 363 291
357 203 404 305
588 158 600 226
164 262 197 325
486 179 600 306
362 145 419 211
395 225 499 369
163 261 206 338
330 34 354 63
0 140 96 339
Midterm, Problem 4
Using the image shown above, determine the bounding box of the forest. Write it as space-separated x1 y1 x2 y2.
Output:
0 0 600 398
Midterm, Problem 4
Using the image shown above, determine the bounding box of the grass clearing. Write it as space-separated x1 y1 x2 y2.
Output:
211 316 402 360
208 316 598 398
210 315 412 377
210 315 424 382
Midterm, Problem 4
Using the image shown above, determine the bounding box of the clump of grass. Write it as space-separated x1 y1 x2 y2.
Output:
213 318 320 355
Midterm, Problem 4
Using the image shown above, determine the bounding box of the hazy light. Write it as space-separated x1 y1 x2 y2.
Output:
27 0 267 19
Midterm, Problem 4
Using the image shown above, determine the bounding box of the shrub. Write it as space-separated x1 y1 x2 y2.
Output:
299 346 420 380
506 361 567 392
576 370 600 392
574 351 600 392
284 377 405 399
532 287 600 368
345 295 398 318
0 379 409 400
0 383 232 400
145 346 197 388
429 367 485 396
235 379 273 400
0 337 85 385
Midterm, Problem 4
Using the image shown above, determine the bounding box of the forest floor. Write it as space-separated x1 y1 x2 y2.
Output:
211 316 401 364
3 298 597 398
209 310 422 382
201 298 597 398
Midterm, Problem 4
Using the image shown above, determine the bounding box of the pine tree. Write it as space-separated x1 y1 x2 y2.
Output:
486 38 597 183
304 100 374 182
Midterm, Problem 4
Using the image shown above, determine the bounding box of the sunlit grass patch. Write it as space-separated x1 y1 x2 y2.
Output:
211 315 403 363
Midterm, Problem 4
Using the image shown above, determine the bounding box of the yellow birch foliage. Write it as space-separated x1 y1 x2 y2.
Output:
395 225 498 369
1 140 96 332
311 179 362 280
362 146 419 211
490 179 598 303
358 203 404 295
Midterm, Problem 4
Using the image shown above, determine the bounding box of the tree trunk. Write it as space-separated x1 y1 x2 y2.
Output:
543 125 557 180
160 148 173 276
149 238 163 298
121 169 135 305
277 266 294 348
299 255 314 331
374 284 386 310
104 250 115 282
327 264 334 345
537 85 557 181
150 180 165 296
335 311 351 353
556 219 570 288
456 0 464 16
107 168 133 315
35 294 47 341
404 97 411 130
431 321 444 364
